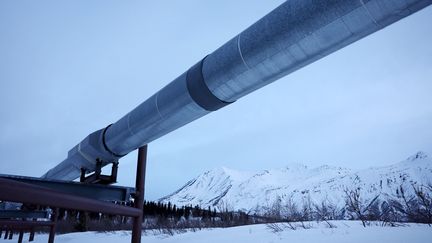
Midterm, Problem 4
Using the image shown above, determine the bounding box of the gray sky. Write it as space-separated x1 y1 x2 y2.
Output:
1 1 431 200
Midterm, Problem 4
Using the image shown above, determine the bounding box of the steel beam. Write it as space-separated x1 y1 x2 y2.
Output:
0 178 141 217
0 210 48 219
0 174 133 202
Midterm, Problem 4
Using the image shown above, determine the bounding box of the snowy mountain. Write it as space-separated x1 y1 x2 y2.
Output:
159 152 432 213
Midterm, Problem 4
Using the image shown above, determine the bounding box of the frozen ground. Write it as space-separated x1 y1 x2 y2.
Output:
1 221 431 243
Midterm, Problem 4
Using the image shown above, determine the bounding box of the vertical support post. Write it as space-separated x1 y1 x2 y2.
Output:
18 218 25 243
18 230 24 243
29 226 35 242
111 162 119 182
131 145 147 243
95 159 102 176
80 168 86 182
29 205 39 242
48 208 58 243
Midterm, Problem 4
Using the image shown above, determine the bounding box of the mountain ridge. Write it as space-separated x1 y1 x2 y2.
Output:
159 151 432 214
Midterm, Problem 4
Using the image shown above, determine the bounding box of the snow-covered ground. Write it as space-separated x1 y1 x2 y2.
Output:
2 221 431 243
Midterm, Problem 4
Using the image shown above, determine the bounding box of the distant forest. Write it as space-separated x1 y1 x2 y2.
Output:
52 200 251 233
142 201 217 219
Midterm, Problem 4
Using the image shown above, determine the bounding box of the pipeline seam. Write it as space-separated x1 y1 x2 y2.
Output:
237 33 251 70
360 0 380 27
154 92 164 120
77 142 96 164
339 16 355 36
126 113 135 137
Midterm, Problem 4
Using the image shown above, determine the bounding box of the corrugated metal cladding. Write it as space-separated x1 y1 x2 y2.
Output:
43 0 431 180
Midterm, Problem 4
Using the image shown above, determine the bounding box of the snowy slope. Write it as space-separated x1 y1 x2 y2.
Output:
160 152 432 213
7 221 431 243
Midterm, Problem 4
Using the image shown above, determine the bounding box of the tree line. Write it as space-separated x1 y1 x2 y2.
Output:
51 200 252 233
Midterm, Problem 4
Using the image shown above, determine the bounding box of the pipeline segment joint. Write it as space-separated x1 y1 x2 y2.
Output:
186 57 234 111
102 124 127 158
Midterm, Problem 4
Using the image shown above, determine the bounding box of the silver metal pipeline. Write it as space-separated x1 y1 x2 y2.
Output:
43 0 431 180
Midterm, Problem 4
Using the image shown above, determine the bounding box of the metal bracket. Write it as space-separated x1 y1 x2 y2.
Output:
80 159 118 185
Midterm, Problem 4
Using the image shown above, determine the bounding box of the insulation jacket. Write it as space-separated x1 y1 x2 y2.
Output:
43 0 432 180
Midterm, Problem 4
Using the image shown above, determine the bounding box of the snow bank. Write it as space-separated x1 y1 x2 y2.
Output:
2 221 431 243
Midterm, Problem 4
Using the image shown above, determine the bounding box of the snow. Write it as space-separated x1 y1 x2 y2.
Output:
160 151 432 213
2 221 430 243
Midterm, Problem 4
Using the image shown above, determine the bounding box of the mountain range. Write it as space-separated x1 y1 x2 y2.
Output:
159 151 432 214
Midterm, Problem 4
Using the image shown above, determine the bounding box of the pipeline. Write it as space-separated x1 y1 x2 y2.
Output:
43 0 432 180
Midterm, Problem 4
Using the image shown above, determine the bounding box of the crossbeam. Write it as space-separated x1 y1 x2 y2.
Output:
0 219 54 228
0 178 141 217
0 210 48 219
0 174 133 202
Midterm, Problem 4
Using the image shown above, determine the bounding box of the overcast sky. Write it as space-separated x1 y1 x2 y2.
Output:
1 1 431 200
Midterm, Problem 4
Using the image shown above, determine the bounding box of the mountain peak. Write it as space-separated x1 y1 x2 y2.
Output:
406 151 428 161
283 163 308 171
208 166 254 181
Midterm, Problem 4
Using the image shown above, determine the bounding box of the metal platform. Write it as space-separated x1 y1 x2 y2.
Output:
0 174 134 202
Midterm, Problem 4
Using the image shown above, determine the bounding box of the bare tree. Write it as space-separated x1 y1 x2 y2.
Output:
314 200 339 228
267 196 282 220
344 187 380 227
300 195 313 222
412 184 432 224
283 196 302 222
390 184 432 224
